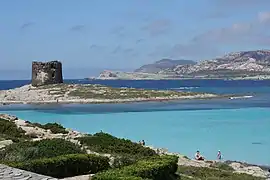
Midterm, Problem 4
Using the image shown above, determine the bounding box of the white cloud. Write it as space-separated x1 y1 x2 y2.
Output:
160 11 270 59
191 11 270 45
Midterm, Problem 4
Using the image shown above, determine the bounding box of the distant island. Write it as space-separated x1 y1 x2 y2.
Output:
0 83 222 105
0 61 226 105
92 50 270 80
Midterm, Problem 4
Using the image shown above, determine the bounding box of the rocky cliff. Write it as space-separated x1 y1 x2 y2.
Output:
134 59 196 73
173 50 270 78
95 50 270 79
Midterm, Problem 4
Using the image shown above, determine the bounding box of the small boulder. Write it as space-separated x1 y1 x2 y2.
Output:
0 140 13 149
0 114 18 121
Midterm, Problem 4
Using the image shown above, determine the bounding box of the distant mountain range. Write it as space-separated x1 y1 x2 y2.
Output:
134 59 196 73
94 50 270 80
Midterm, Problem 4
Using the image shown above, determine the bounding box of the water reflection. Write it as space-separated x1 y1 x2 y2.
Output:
0 95 269 114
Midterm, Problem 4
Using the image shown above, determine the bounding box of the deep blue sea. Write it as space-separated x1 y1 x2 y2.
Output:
0 79 270 165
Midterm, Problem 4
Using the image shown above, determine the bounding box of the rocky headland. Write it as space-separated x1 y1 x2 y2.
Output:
94 50 270 80
0 83 221 105
0 114 269 179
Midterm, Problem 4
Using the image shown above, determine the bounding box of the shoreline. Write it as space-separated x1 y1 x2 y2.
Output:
0 94 227 105
90 75 270 81
0 113 269 178
0 84 234 105
0 114 268 168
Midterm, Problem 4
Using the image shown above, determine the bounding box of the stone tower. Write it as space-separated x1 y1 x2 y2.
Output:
31 61 63 87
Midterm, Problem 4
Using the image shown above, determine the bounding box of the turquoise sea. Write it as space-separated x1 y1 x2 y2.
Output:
0 79 270 165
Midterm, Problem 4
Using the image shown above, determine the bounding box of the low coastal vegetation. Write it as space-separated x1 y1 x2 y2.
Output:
77 132 156 156
0 118 29 142
93 155 179 180
0 116 267 179
40 83 202 100
77 132 158 168
0 138 85 162
0 117 68 141
26 121 68 134
6 154 110 178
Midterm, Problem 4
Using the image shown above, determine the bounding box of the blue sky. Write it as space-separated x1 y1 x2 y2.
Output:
1 0 270 79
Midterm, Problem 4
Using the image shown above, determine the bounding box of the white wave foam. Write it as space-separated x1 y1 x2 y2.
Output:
229 95 253 100
170 87 199 90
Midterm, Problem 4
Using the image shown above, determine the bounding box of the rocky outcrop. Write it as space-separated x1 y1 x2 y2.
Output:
96 71 171 80
229 162 269 178
0 114 18 121
0 164 57 180
98 70 118 79
0 140 13 149
147 145 270 178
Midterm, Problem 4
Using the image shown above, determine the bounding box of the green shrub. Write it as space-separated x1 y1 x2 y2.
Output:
77 132 156 157
27 122 68 134
6 154 110 178
0 118 28 142
0 138 85 162
177 166 264 180
93 155 178 180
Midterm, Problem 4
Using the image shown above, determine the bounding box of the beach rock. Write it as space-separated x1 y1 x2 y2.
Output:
0 164 57 179
23 126 47 138
69 139 81 146
230 162 269 178
147 145 211 168
0 140 13 149
177 156 210 168
0 114 18 121
15 119 27 126
61 174 91 180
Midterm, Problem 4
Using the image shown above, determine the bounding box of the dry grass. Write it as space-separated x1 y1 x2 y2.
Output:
37 83 203 100
34 83 207 100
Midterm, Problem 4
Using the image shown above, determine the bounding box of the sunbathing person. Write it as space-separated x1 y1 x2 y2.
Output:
195 150 205 161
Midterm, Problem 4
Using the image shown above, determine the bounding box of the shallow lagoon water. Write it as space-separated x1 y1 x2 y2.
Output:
0 79 270 165
1 102 270 166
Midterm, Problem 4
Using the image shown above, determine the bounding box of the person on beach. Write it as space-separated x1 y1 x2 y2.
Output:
217 150 222 160
195 150 204 161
